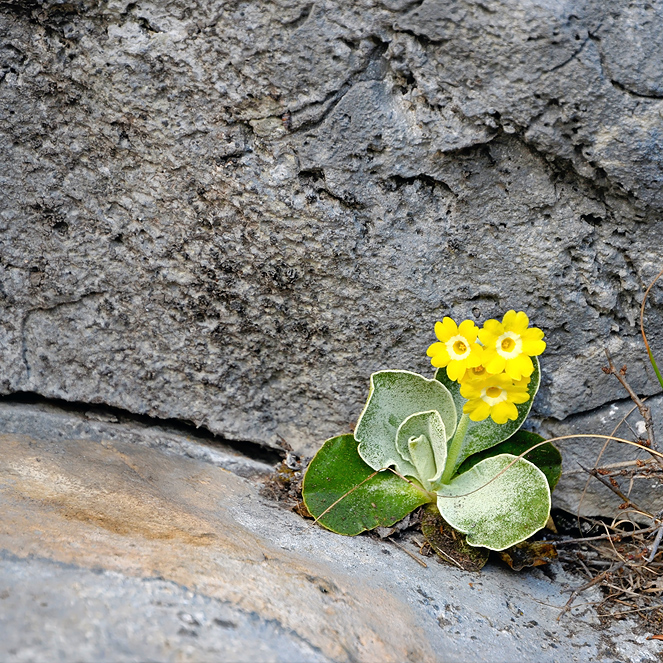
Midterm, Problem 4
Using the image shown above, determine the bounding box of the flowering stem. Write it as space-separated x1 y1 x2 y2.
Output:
441 413 470 484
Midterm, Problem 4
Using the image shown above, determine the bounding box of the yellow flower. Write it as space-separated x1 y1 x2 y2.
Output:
478 310 546 381
460 372 530 424
427 317 484 381
461 364 489 382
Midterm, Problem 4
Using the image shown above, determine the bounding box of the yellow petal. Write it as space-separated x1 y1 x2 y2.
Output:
521 327 544 342
466 400 491 422
511 391 530 405
483 318 502 334
460 381 482 399
427 342 445 357
467 344 484 367
485 353 506 375
494 372 515 387
458 319 478 342
522 339 546 356
504 361 521 381
431 354 450 368
503 310 529 333
502 310 517 327
479 319 502 345
447 360 466 382
430 344 451 366
462 398 478 414
505 354 533 380
492 401 518 424
514 375 531 389
490 407 508 425
518 354 534 376
441 317 458 337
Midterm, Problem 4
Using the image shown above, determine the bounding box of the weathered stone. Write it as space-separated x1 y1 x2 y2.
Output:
0 398 275 477
0 554 331 663
1 414 660 662
1 0 663 459
539 393 663 519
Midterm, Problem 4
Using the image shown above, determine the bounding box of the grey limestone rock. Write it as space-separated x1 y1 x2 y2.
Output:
0 554 332 663
539 393 663 519
0 398 276 477
1 0 662 457
1 413 660 663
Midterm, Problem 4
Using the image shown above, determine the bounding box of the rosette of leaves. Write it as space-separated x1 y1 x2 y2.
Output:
302 362 561 551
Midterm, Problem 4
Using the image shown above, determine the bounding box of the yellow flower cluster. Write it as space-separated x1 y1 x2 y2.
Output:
426 311 545 424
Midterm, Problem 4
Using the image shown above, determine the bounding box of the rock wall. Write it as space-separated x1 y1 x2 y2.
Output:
2 0 663 455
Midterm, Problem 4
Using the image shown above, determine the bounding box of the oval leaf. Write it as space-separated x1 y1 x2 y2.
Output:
457 430 562 492
356 370 456 474
436 453 551 551
302 434 431 536
435 357 540 474
395 410 447 488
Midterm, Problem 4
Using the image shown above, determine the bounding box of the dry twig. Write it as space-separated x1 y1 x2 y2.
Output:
647 518 663 564
558 562 625 621
603 349 663 471
578 462 650 516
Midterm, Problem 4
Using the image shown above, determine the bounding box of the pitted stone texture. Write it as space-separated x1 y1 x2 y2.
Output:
1 0 663 455
0 425 659 663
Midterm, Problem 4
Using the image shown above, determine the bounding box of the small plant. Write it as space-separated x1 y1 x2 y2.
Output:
302 311 562 553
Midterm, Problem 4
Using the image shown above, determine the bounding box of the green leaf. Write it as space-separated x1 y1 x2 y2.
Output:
457 430 562 492
436 453 551 551
356 370 456 475
395 411 447 489
435 357 540 474
302 434 431 536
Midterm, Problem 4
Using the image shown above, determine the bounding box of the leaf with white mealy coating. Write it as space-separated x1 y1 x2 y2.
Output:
302 434 431 536
395 410 447 490
434 357 540 475
356 371 456 475
457 430 562 492
436 453 551 551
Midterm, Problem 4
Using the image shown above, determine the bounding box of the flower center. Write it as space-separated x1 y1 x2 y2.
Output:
496 332 522 359
446 334 471 360
501 337 515 352
471 366 486 378
454 340 467 354
480 385 507 406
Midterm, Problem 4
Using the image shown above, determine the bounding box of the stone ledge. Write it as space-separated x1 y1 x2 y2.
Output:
0 409 659 662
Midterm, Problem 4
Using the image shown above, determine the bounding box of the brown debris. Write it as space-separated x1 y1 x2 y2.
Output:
499 541 557 572
420 505 489 572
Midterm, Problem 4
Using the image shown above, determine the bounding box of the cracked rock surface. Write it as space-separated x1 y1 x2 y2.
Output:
1 0 663 456
1 407 660 663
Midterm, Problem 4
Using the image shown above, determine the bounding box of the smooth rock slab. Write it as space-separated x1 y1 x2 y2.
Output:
0 554 329 663
0 417 660 662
